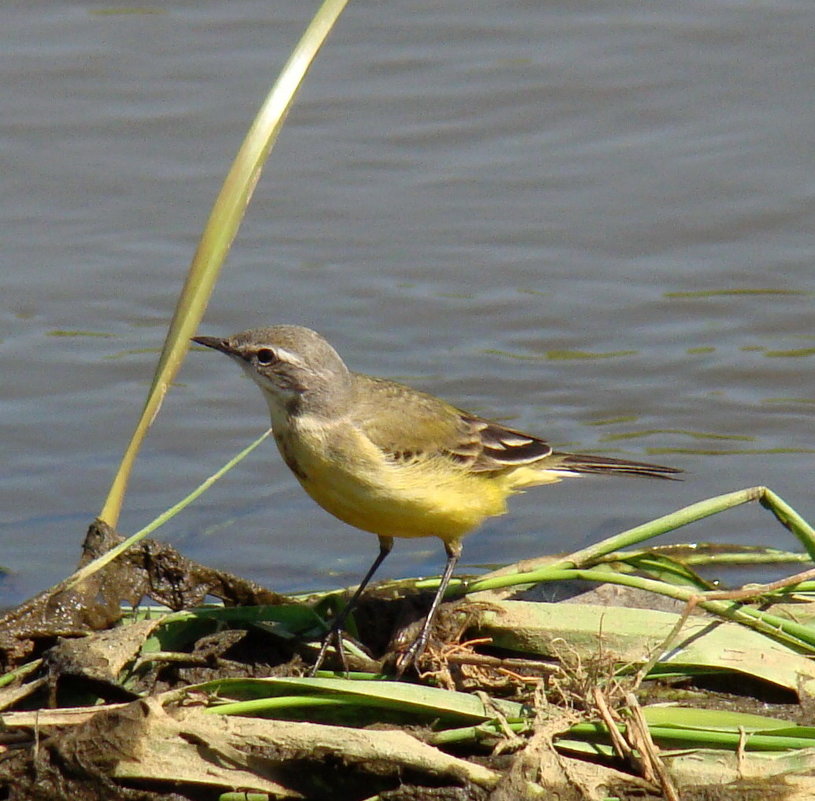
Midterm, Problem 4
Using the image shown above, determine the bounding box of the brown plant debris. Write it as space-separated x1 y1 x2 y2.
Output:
0 519 290 672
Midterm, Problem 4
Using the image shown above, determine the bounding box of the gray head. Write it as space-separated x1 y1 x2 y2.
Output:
193 325 353 419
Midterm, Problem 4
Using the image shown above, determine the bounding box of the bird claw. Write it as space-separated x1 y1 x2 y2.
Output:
393 634 429 678
309 626 349 676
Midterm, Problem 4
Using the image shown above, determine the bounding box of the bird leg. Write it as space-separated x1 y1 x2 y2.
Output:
395 539 462 677
310 535 393 676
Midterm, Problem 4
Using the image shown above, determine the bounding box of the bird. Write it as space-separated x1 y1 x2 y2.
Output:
192 325 680 675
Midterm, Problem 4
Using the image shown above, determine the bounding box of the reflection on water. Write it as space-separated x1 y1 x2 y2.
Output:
601 430 753 442
483 348 639 361
764 349 815 358
664 289 810 298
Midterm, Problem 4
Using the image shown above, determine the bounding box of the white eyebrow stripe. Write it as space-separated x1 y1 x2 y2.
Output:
273 346 305 367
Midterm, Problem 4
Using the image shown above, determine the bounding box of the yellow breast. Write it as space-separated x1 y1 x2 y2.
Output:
274 416 510 543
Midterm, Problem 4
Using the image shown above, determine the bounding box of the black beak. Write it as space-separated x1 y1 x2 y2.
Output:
192 335 234 355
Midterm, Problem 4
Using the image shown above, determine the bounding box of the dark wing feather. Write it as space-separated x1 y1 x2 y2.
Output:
460 415 553 471
352 374 552 472
553 452 681 479
352 374 680 479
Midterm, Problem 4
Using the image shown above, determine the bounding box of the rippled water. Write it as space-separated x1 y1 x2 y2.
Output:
1 1 813 605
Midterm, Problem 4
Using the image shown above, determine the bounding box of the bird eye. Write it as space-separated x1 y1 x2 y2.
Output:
256 348 277 365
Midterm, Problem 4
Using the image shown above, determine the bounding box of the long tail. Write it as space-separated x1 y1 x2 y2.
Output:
553 452 681 480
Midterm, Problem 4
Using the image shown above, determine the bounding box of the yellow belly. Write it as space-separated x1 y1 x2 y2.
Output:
274 421 512 543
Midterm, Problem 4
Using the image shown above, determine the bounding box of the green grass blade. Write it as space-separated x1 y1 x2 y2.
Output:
100 0 351 527
641 706 797 731
557 488 766 568
65 429 271 592
196 676 525 723
566 720 815 752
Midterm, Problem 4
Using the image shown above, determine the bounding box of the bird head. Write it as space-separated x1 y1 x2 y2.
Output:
193 325 353 419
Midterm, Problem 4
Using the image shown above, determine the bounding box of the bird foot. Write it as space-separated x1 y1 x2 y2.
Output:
309 626 349 676
393 633 429 679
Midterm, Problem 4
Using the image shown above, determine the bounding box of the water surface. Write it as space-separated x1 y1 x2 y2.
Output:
1 0 813 604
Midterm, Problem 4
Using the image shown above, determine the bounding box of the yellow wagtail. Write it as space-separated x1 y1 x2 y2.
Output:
193 325 680 674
